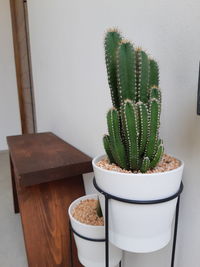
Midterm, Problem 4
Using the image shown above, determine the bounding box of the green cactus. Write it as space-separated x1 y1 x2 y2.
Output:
149 59 159 88
107 108 127 169
145 98 161 160
105 29 122 109
141 157 150 173
117 41 136 104
96 197 103 218
136 49 150 104
137 101 148 156
150 143 164 169
103 135 115 163
121 100 139 170
103 29 164 172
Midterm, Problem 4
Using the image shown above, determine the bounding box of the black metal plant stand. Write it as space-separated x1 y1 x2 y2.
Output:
69 177 183 267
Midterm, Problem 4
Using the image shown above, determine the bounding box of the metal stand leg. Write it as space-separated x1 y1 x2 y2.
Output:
105 196 109 267
105 196 122 267
171 196 180 267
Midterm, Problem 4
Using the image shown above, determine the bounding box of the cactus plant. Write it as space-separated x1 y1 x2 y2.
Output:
103 28 164 172
96 197 103 218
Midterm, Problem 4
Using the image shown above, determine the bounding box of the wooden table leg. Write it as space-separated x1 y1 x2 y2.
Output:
9 154 19 213
17 176 84 266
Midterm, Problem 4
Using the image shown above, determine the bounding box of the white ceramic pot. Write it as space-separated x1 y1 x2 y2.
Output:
68 194 122 267
92 155 184 253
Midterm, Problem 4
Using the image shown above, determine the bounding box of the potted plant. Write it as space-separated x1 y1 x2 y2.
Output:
92 29 184 253
68 194 122 267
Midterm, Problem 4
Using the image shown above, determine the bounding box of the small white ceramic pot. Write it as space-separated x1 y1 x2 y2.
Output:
92 155 184 253
68 194 123 267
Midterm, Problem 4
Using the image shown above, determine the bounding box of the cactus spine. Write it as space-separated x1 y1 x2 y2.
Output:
103 29 164 172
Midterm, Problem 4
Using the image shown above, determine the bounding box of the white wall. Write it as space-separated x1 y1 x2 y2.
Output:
0 0 21 150
28 1 200 266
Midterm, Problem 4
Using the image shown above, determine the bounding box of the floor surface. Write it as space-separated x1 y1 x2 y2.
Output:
0 151 27 267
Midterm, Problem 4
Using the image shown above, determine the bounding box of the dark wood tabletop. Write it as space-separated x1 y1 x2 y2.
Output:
7 132 92 186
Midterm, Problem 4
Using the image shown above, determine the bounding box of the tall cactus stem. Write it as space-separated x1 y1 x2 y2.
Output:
103 135 115 163
107 108 127 169
150 144 164 169
149 59 159 87
137 102 148 156
145 98 161 160
153 138 163 158
121 100 139 170
104 29 122 109
136 49 150 103
117 41 136 103
150 86 161 104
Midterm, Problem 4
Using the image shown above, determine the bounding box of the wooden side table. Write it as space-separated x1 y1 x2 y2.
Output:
7 132 93 267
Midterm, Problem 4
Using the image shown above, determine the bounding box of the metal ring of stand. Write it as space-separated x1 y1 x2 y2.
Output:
69 221 121 267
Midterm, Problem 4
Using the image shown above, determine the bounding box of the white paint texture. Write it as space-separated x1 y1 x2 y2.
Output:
28 1 200 266
0 0 21 150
